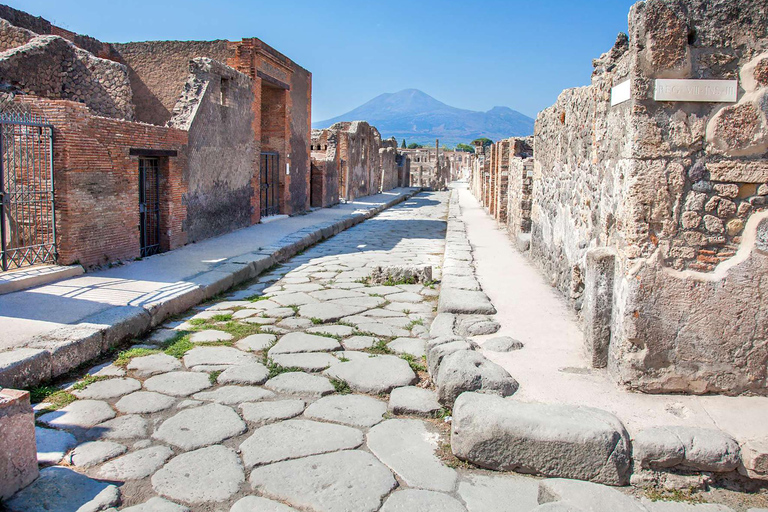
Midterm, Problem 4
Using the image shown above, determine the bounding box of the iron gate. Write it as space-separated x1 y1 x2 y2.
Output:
260 152 280 217
139 157 161 257
0 108 57 271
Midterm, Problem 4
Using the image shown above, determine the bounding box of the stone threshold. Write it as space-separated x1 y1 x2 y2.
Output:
0 265 84 296
0 189 421 390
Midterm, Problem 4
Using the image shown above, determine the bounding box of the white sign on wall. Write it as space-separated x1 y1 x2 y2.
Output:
654 79 738 102
611 80 631 106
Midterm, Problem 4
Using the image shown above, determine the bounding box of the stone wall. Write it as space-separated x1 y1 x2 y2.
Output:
505 137 534 241
310 129 340 207
402 147 450 190
531 0 768 394
380 137 399 192
169 58 256 243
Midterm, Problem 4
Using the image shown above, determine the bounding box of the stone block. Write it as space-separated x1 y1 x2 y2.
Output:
583 248 615 369
451 393 631 485
28 325 103 378
435 350 518 406
516 233 531 252
429 312 456 337
739 438 768 481
0 389 38 500
0 348 52 388
633 426 741 472
81 305 151 351
438 287 496 315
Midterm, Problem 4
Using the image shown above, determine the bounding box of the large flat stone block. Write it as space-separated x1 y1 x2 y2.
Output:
0 389 38 500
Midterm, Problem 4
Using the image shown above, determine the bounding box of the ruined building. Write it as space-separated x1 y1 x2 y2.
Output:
472 0 768 396
0 5 311 269
400 143 450 190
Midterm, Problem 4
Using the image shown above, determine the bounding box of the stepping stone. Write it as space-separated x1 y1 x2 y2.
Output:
68 441 127 468
299 303 369 322
36 427 77 465
4 466 120 512
152 445 244 503
341 335 378 350
183 346 256 368
96 445 173 480
240 400 306 425
127 353 182 377
153 403 246 450
217 363 270 384
189 330 234 343
231 496 298 511
388 386 441 416
268 332 342 355
457 473 540 512
306 324 355 337
240 419 363 468
249 450 396 512
387 338 426 357
264 372 335 397
354 322 410 338
144 371 213 396
115 391 176 414
384 292 425 303
304 394 387 427
86 414 149 440
324 355 416 394
72 377 142 400
367 419 457 492
121 497 190 512
278 317 315 330
38 400 116 433
381 490 466 512
236 333 277 352
539 478 647 512
481 336 524 352
192 385 275 405
272 353 339 372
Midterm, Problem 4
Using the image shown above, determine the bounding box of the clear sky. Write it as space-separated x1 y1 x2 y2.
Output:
8 0 637 121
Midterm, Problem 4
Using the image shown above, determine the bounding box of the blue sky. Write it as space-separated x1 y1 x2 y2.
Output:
9 0 637 121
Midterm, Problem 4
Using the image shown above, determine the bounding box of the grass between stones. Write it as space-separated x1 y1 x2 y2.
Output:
364 339 393 355
644 488 704 504
247 294 272 302
164 335 194 358
310 317 323 325
400 354 427 373
330 378 351 394
208 370 223 384
71 375 109 391
404 318 424 330
114 347 161 367
29 386 77 412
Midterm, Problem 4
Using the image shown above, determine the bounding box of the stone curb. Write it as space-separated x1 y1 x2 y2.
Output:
0 189 421 389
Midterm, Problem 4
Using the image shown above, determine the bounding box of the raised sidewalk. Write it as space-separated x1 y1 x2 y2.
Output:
0 188 420 389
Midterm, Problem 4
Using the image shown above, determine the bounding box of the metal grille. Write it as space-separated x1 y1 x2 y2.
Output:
260 152 280 217
139 157 161 257
0 106 57 271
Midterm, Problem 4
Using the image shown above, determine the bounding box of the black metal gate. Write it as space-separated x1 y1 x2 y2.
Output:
0 108 57 272
260 152 280 217
139 157 161 257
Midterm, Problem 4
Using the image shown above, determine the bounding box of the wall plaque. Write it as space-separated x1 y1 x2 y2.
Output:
654 79 738 102
611 80 631 106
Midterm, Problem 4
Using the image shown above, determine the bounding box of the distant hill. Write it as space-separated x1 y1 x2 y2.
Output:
312 89 534 147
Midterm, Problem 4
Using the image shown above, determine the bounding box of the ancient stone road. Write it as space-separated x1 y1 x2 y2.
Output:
10 191 764 512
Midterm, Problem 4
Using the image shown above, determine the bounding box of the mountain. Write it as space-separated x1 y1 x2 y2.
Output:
312 89 534 147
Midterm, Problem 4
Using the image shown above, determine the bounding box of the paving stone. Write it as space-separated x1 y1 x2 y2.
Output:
387 337 426 357
539 478 647 512
367 418 457 492
633 426 741 472
386 301 433 314
240 399 306 424
457 473 540 512
384 291 425 303
277 317 315 330
72 378 142 400
388 386 441 416
147 329 181 345
532 503 588 511
4 466 120 512
264 307 297 318
152 445 244 504
115 391 176 414
153 403 246 450
438 288 496 315
309 289 366 301
306 324 355 337
182 346 256 368
232 309 258 320
36 427 77 465
380 489 467 512
236 333 277 352
361 308 406 318
324 355 416 394
330 296 387 309
268 332 341 355
96 445 173 480
262 326 290 334
217 363 270 384
482 336 524 352
88 362 126 377
191 310 234 320
281 283 324 293
272 352 340 371
354 321 410 338
264 372 336 397
451 393 631 486
120 497 190 512
86 414 149 441
127 354 182 377
299 303 370 322
144 371 213 396
230 496 298 512
240 419 363 468
426 340 473 377
272 292 319 306
435 350 518 406
189 330 234 343
207 301 252 310
176 399 202 409
249 450 397 512
68 441 127 468
189 364 230 372
304 394 387 427
242 316 277 325
38 400 116 432
455 316 500 336
192 385 275 404
341 335 378 350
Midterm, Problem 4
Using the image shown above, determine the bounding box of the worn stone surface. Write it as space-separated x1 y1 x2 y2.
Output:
240 419 363 468
367 419 457 492
127 354 182 377
4 466 120 512
72 378 142 400
249 450 397 512
143 371 213 396
239 399 306 424
152 445 245 504
189 330 234 343
387 337 426 357
482 336 524 352
216 363 269 385
120 497 190 512
341 335 378 350
268 332 342 355
182 346 256 368
324 355 416 394
457 473 540 512
236 334 277 352
633 426 741 471
272 352 340 372
306 325 355 337
438 288 496 315
264 372 335 396
115 391 176 414
451 393 631 485
38 400 116 432
380 489 467 512
153 403 246 450
427 340 473 377
305 394 387 427
230 496 298 512
435 350 519 406
388 386 442 416
35 427 77 465
86 414 149 440
538 478 647 512
68 441 127 468
192 385 275 405
96 445 173 480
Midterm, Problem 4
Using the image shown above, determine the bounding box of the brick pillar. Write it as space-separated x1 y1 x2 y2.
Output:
0 389 38 499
